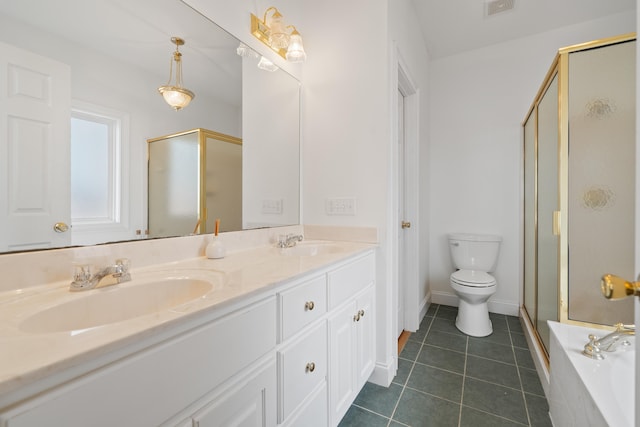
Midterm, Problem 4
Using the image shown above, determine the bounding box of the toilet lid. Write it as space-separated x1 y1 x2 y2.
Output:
451 270 496 287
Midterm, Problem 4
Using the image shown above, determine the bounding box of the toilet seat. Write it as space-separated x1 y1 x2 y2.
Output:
451 269 496 288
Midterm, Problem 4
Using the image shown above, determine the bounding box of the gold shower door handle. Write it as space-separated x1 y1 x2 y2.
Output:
601 274 640 300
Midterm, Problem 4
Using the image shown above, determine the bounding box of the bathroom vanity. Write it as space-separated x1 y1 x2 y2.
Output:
0 240 376 426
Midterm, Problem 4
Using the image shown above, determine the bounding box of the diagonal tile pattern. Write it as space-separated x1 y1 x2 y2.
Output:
339 304 552 427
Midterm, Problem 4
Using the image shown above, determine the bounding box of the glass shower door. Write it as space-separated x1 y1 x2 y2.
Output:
567 40 636 326
536 74 559 351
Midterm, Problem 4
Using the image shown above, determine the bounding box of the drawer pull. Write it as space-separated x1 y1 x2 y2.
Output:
359 309 365 318
305 362 316 373
353 313 360 322
305 301 315 311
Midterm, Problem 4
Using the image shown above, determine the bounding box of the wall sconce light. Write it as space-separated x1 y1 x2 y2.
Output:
251 7 307 63
237 43 280 72
257 56 279 72
158 37 195 111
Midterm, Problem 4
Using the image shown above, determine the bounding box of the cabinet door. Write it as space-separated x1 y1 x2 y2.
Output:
192 359 277 427
328 300 357 426
281 382 327 427
355 286 375 389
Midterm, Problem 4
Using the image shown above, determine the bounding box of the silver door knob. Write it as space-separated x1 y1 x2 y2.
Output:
53 222 69 233
401 221 411 229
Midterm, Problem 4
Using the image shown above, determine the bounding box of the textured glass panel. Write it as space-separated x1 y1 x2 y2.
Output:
536 74 559 352
148 134 199 238
70 117 110 219
205 136 242 233
567 41 635 325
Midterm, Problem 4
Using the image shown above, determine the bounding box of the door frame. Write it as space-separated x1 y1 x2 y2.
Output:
391 47 420 336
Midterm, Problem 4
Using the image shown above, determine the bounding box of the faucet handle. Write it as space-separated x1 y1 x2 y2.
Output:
582 334 604 360
72 264 92 282
115 258 130 272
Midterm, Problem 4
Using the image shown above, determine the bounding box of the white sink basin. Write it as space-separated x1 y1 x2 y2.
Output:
278 242 344 257
20 271 223 334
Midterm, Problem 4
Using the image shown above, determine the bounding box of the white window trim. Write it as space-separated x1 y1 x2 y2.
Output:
70 100 130 243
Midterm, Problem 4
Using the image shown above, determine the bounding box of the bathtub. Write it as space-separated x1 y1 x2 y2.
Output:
548 321 635 427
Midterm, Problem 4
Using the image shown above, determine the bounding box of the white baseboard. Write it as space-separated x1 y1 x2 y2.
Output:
368 358 395 387
419 292 431 322
431 291 459 307
431 290 519 316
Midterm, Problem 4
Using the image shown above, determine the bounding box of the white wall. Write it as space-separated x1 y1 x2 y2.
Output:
428 12 636 315
242 56 300 229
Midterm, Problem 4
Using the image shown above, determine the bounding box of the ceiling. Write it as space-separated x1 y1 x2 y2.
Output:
0 0 242 106
411 0 636 59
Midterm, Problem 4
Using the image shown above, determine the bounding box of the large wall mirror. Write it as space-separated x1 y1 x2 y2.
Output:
0 0 300 253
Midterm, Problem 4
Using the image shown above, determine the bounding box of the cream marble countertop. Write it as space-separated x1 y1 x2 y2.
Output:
0 240 376 409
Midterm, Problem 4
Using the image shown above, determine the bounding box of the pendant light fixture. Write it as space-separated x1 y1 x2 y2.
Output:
158 37 195 111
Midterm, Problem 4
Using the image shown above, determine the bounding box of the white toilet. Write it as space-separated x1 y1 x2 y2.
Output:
448 233 502 337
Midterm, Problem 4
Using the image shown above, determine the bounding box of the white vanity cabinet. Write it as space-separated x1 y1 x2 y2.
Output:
327 256 376 426
0 248 376 427
0 297 277 427
276 251 376 427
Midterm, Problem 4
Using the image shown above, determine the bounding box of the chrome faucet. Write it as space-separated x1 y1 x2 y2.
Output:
70 258 131 291
582 323 635 359
277 234 304 248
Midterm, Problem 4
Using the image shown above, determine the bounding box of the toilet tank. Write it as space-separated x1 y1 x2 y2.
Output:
448 233 502 272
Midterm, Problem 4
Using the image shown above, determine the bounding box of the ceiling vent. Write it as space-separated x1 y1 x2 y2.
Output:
486 0 515 16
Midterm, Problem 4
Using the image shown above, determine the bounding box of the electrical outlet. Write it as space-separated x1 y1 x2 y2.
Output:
326 197 356 215
262 199 283 214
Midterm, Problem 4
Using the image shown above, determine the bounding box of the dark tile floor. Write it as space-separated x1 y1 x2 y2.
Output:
339 304 552 427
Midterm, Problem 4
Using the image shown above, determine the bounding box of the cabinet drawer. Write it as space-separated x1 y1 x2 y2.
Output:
328 254 375 308
278 321 327 422
280 275 327 341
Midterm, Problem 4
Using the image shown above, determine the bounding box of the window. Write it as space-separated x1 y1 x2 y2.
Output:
70 102 128 238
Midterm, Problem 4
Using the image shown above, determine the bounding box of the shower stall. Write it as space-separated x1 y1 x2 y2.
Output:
522 33 636 358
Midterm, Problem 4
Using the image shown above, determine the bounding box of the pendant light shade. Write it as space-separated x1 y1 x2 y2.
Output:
158 37 195 111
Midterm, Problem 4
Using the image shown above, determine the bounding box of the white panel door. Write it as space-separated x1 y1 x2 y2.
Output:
0 42 71 251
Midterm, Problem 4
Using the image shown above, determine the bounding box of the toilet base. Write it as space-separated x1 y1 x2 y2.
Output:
455 299 493 337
